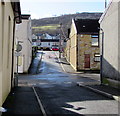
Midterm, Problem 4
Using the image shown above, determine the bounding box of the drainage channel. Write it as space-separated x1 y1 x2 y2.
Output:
32 87 47 116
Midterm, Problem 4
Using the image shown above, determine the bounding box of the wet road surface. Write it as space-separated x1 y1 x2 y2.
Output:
18 51 119 115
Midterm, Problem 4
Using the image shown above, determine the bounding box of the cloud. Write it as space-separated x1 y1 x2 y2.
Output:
31 13 40 19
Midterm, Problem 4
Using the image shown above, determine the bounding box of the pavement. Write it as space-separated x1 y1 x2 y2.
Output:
59 56 120 103
1 51 120 116
1 51 44 116
1 87 43 116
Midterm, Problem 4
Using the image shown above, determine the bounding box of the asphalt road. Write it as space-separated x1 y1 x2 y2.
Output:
19 51 119 116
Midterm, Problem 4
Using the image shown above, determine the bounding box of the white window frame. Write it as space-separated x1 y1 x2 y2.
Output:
91 35 99 47
94 54 100 62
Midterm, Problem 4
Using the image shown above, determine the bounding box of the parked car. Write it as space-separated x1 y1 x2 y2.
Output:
51 45 59 51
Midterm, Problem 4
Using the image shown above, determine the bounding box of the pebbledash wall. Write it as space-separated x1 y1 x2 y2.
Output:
15 15 32 73
0 1 21 106
99 0 120 88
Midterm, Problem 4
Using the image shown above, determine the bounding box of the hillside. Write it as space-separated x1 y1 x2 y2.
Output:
32 12 102 36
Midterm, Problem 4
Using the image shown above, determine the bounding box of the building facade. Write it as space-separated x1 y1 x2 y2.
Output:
66 19 100 71
15 14 32 73
36 33 60 50
39 39 60 50
99 0 120 88
0 1 21 106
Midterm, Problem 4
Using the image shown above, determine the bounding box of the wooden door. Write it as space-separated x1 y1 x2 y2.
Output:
84 54 90 68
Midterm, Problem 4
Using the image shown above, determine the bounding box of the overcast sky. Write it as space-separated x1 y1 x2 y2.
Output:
20 0 111 19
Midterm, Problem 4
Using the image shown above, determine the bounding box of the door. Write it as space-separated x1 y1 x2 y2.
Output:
18 56 24 73
84 54 90 68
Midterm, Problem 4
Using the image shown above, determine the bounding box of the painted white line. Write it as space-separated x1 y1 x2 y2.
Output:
32 87 47 116
54 52 66 72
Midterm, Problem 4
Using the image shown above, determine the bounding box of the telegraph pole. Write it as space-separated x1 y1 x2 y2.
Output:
99 28 104 85
59 35 62 58
105 0 107 8
59 23 63 58
59 23 67 58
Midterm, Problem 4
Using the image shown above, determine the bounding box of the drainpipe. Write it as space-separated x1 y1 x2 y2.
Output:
68 36 71 63
100 28 104 85
11 17 16 89
76 35 79 71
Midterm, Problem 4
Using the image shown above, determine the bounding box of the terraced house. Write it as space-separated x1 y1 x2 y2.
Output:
99 0 120 88
65 19 100 71
0 1 21 106
15 14 32 73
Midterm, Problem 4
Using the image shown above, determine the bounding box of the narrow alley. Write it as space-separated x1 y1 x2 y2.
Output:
2 51 119 116
1 1 120 116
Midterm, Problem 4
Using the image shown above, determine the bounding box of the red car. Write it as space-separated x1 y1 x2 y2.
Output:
51 45 59 51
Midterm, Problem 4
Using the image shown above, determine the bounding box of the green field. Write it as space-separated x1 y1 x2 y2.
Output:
32 24 60 30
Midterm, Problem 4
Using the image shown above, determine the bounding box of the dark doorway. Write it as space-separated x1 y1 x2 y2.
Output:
84 54 90 68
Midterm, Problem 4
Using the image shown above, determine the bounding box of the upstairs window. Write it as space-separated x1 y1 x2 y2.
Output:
91 35 99 47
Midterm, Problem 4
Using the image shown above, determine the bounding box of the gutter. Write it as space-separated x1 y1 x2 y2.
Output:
11 17 16 89
11 1 22 23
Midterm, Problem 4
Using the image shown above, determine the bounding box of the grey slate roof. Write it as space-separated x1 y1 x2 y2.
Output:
74 19 100 34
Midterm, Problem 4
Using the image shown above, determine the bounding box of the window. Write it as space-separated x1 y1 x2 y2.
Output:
91 35 99 46
94 54 100 62
80 35 84 38
32 39 36 42
91 35 98 38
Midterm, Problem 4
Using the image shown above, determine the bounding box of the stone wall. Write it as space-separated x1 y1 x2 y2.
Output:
77 34 100 70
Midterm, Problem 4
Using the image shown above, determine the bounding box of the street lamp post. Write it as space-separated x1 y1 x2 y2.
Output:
59 23 63 58
105 0 107 8
59 23 67 58
59 34 62 58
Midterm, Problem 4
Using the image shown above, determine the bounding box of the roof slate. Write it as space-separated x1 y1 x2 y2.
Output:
74 19 100 34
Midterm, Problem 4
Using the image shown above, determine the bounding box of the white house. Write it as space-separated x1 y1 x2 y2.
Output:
15 14 32 73
32 34 38 47
0 1 21 107
99 0 120 88
37 33 60 50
